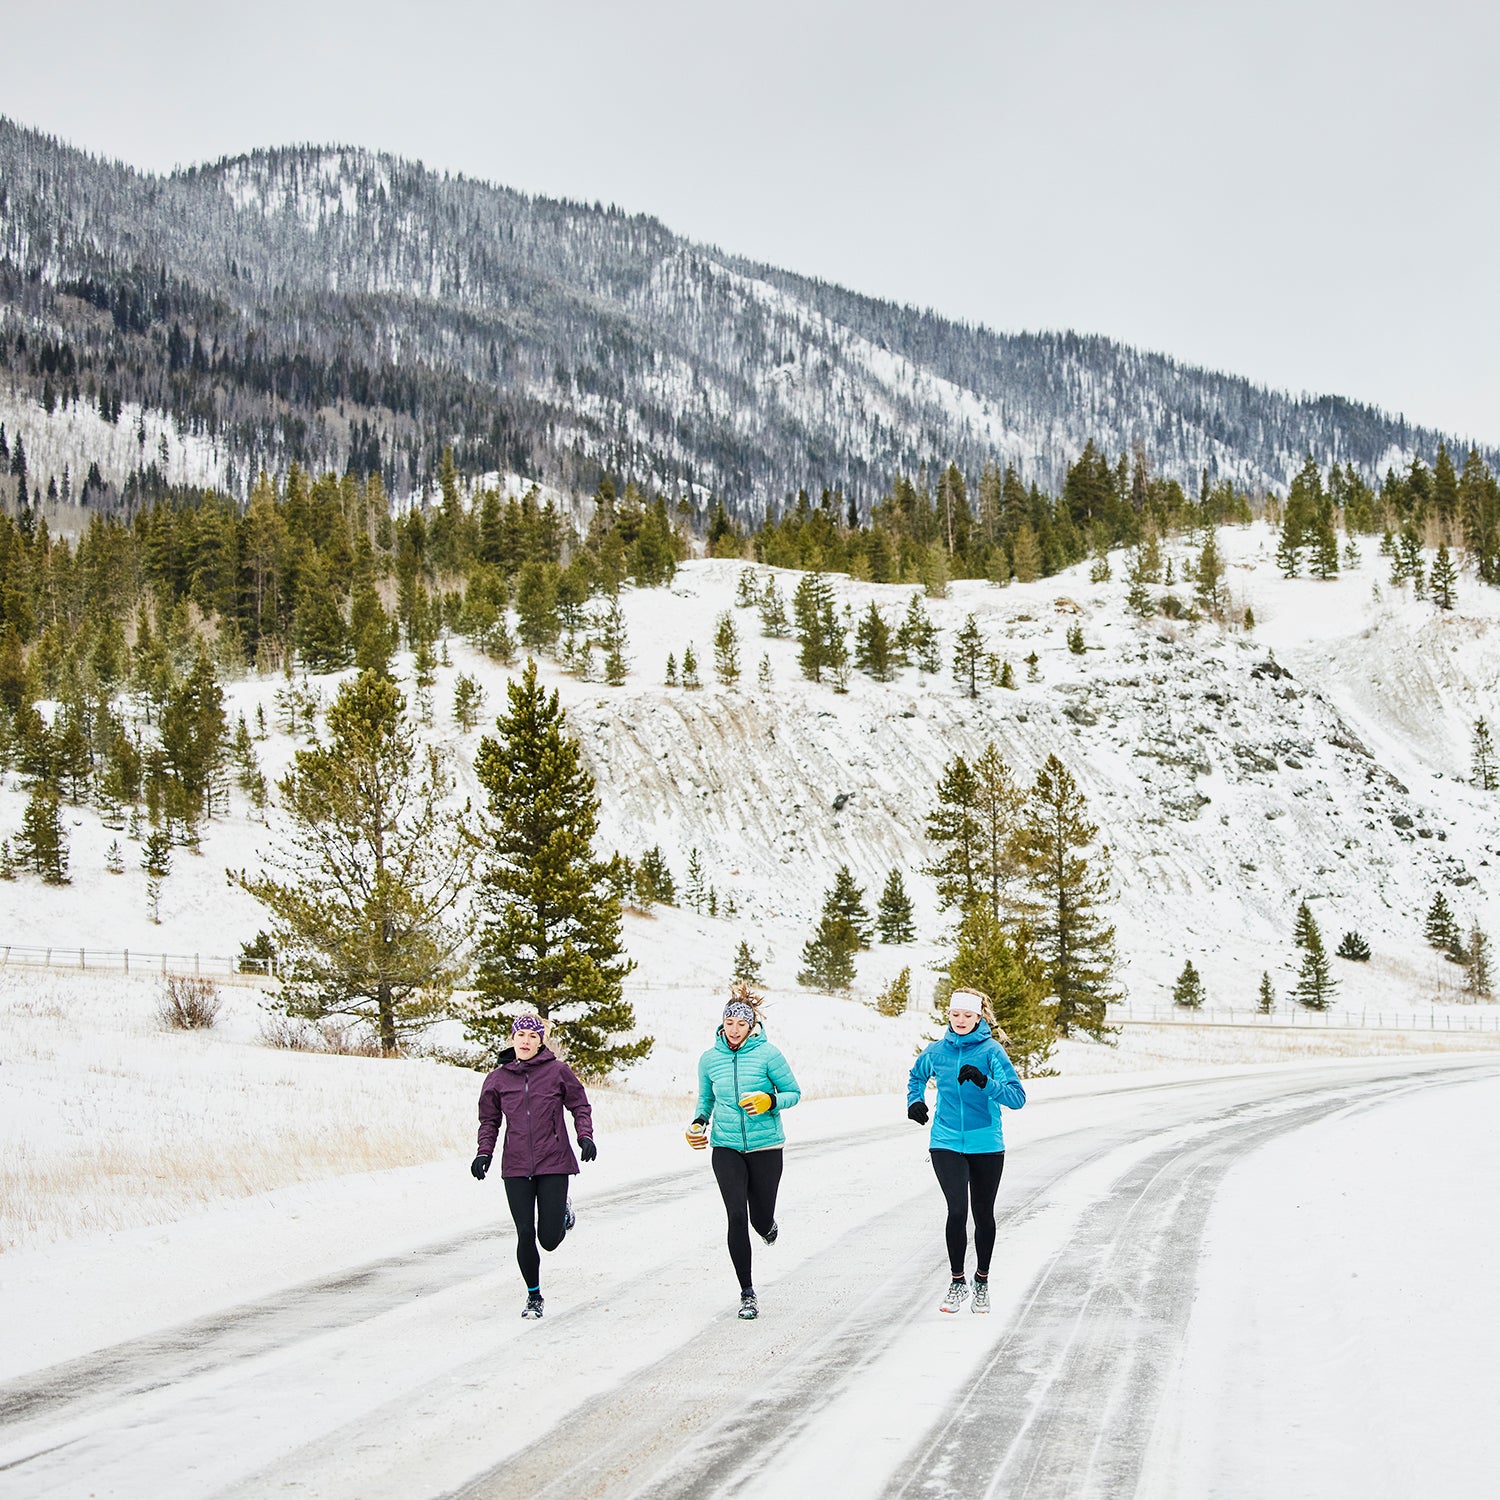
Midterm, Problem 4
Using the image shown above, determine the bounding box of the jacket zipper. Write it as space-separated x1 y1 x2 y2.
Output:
733 1050 748 1151
523 1072 535 1176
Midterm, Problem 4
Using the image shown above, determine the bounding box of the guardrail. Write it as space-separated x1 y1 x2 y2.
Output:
0 943 273 984
1112 1005 1500 1033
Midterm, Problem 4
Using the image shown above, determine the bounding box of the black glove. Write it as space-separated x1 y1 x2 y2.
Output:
908 1099 929 1125
579 1138 597 1163
691 1117 708 1129
470 1153 492 1180
958 1064 988 1088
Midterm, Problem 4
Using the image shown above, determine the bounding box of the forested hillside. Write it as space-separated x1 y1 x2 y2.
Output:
2 116 1489 519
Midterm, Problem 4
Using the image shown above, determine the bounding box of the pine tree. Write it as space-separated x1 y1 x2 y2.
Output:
1424 891 1459 950
470 661 647 1075
876 868 917 943
734 569 760 608
1474 718 1499 791
732 940 761 984
1257 971 1276 1014
681 643 701 688
1464 924 1493 999
940 905 1056 1075
453 674 486 732
141 829 173 878
590 599 624 687
1018 754 1118 1038
1431 544 1457 610
105 839 125 874
1172 960 1206 1008
854 603 894 681
758 578 791 637
894 593 940 673
825 865 872 949
926 754 981 914
294 553 350 671
793 573 838 682
713 611 741 686
952 614 984 698
634 845 676 907
1276 510 1303 577
1293 899 1318 951
239 671 478 1054
875 966 912 1018
797 911 858 992
1335 931 1371 961
1195 528 1226 616
685 848 707 911
1293 927 1337 1009
1066 623 1085 655
664 652 679 687
1310 517 1340 580
17 782 69 883
757 654 773 688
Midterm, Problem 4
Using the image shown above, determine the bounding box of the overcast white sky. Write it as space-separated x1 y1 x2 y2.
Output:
6 0 1497 443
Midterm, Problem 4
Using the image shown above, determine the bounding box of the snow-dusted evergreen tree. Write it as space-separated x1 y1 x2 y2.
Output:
1293 926 1337 1009
453 673 486 732
600 597 630 685
1424 891 1459 951
1293 899 1319 951
854 603 895 681
1335 931 1371 961
875 966 912 1018
469 661 647 1075
240 671 477 1054
732 940 761 984
684 848 707 911
825 865 872 950
797 911 858 992
664 651 678 686
634 846 676 907
938 906 1056 1075
713 611 741 686
16 783 69 883
1431 545 1457 610
894 593 940 673
1172 960 1205 1008
681 643 701 688
758 578 791 638
1472 718 1497 791
1195 528 1225 617
1066 623 1085 655
1464 924 1493 999
952 614 985 698
876 868 917 943
926 754 981 915
1257 971 1276 1013
1018 754 1118 1039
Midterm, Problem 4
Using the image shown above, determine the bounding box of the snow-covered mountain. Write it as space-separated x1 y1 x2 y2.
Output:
1 116 1488 512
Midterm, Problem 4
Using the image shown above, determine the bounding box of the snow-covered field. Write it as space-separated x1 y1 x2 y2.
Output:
4 519 1500 1493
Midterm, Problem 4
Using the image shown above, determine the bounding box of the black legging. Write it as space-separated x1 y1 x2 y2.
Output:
503 1174 570 1288
930 1149 1005 1277
711 1146 783 1292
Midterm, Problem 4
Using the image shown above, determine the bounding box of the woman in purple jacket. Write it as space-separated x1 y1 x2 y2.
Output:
471 1015 596 1319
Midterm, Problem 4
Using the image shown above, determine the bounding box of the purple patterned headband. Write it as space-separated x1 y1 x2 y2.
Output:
512 1015 547 1036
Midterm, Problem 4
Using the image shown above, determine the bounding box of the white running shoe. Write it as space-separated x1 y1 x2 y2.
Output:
971 1278 990 1313
940 1279 969 1314
738 1289 759 1320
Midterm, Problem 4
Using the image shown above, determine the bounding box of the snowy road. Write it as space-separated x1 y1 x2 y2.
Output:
3 1055 1498 1499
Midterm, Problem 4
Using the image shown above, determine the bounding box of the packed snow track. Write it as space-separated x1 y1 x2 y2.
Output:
2 1055 1497 1499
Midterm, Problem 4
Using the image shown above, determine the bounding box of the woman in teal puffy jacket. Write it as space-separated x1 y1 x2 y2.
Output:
686 983 801 1321
907 987 1026 1314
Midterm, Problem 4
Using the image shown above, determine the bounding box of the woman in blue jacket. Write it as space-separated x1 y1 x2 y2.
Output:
908 987 1026 1314
686 984 801 1321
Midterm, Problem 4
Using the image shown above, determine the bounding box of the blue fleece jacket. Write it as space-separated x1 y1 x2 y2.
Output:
907 1020 1025 1153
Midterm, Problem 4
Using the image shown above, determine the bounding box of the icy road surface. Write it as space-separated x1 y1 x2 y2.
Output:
3 1056 1499 1499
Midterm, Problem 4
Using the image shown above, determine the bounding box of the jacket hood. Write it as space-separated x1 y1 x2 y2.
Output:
714 1027 767 1057
943 1019 994 1050
503 1044 558 1070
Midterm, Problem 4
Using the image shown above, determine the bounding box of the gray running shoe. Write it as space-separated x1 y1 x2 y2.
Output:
738 1289 759 1320
940 1279 969 1314
971 1278 991 1314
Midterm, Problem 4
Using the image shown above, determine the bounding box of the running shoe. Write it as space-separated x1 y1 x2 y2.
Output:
738 1289 759 1320
521 1290 545 1319
563 1198 576 1234
940 1278 969 1314
760 1220 779 1245
971 1277 990 1314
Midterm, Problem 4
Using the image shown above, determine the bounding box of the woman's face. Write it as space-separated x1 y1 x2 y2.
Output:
513 1027 543 1059
722 1015 751 1048
949 1007 981 1035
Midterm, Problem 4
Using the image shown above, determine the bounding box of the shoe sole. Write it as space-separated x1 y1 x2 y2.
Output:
738 1309 758 1320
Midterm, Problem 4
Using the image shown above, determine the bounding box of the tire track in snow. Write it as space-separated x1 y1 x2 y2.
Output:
882 1059 1500 1500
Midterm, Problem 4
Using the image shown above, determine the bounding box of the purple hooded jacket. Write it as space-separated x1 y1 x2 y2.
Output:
477 1046 594 1178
